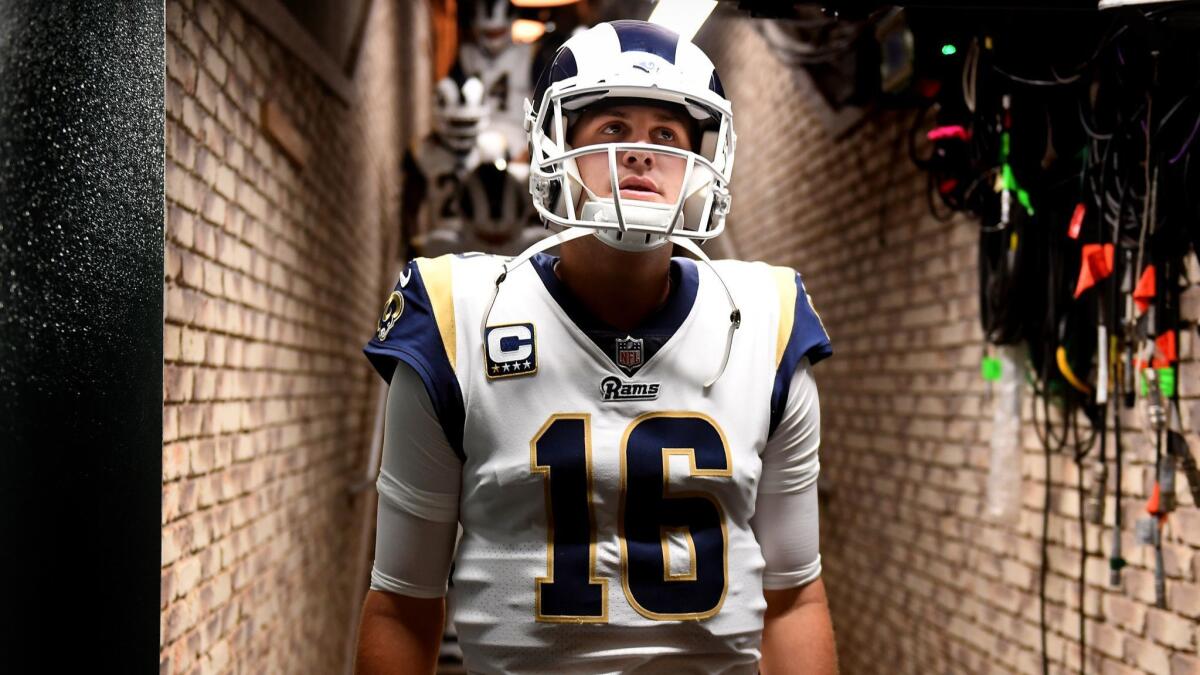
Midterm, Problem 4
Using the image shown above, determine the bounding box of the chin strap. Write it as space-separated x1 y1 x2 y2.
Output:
669 236 741 389
480 228 593 341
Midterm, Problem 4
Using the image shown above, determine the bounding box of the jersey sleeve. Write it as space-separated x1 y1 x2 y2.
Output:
753 357 823 589
752 486 822 589
363 255 466 459
371 361 461 598
760 357 821 495
768 267 832 437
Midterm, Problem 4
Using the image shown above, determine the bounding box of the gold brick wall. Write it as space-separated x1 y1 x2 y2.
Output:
161 0 424 671
704 15 1200 675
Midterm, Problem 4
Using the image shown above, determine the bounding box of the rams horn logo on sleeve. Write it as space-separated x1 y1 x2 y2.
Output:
484 323 537 379
377 291 404 341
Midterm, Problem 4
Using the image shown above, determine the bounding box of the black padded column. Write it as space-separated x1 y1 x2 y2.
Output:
0 1 163 669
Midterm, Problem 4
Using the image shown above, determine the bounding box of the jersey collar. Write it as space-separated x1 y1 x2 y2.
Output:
529 252 699 367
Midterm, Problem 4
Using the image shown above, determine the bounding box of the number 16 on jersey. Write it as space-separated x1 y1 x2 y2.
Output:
531 412 731 623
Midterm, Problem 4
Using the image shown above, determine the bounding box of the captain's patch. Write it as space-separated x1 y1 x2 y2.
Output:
485 323 537 379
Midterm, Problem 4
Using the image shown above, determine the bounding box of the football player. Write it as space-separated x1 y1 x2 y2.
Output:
357 20 837 675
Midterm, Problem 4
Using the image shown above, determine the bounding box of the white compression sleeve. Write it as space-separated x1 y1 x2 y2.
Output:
369 362 463 598
752 357 823 589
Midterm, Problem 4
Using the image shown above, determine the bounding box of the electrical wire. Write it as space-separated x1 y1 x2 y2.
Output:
1040 384 1052 675
1072 395 1091 675
911 12 1197 665
963 37 980 114
1169 114 1200 165
996 21 1130 90
993 65 1080 88
1078 101 1113 141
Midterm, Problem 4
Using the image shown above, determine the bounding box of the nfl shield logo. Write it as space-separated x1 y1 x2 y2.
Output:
615 336 644 375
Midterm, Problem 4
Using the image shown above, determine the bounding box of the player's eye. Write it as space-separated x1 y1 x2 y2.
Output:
654 127 677 142
600 122 625 136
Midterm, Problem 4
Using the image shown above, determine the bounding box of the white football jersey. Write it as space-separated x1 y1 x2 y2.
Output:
364 252 831 673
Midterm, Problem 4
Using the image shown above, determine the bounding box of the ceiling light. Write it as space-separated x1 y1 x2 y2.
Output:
512 19 547 44
511 0 580 7
648 0 717 43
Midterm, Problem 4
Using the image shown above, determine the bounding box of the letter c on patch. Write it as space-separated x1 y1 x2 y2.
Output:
487 324 533 363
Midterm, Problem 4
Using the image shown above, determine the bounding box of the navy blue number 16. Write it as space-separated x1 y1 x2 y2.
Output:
531 412 731 622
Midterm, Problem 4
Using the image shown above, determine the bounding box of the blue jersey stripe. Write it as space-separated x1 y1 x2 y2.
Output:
769 273 832 437
364 258 466 460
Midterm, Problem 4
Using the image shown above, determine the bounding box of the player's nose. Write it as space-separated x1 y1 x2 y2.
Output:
621 145 654 169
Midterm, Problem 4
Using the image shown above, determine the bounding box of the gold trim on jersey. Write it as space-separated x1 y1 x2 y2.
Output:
530 413 608 623
618 411 732 622
659 524 698 582
416 255 456 371
806 290 830 339
770 266 797 369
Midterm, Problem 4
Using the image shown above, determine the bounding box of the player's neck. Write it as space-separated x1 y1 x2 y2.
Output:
556 238 672 333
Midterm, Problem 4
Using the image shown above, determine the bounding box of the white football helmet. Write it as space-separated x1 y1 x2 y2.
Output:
524 20 736 252
433 76 488 153
484 21 741 389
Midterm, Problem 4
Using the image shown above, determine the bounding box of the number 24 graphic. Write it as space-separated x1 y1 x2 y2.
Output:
531 412 731 622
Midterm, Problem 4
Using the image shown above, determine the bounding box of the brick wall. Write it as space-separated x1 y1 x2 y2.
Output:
704 15 1200 675
157 3 1200 672
161 0 427 671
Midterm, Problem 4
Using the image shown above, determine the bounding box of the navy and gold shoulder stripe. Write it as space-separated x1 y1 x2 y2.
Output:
363 255 465 459
768 267 832 436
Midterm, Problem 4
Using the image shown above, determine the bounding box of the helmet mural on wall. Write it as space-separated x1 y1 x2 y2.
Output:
473 0 515 57
433 75 488 153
